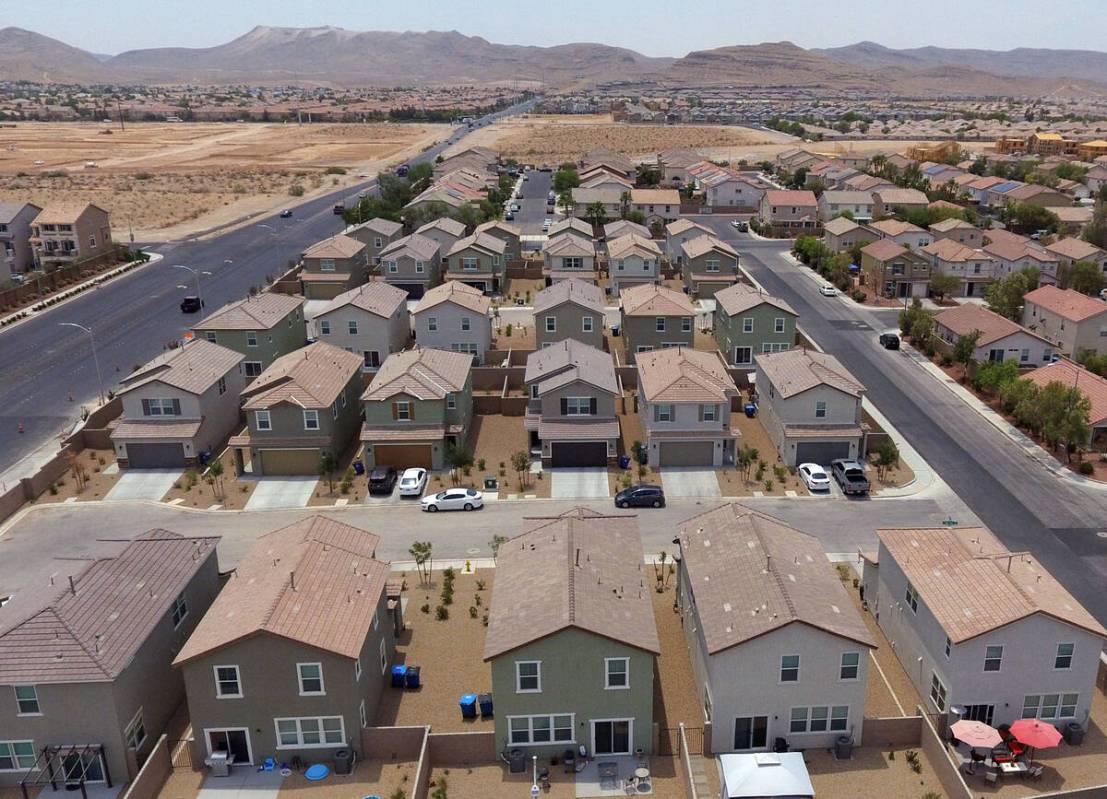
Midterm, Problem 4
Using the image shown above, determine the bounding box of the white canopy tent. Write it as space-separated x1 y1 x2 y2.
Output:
719 752 815 799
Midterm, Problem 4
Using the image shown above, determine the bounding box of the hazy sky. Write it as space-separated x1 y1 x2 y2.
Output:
13 0 1107 56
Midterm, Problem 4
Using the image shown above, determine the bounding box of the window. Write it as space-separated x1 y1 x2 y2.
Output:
655 317 667 332
348 320 358 335
171 593 188 629
762 342 789 353
320 259 336 272
616 259 624 271
415 260 425 274
815 401 827 419
245 361 263 378
530 384 539 399
929 672 947 711
141 398 181 417
204 331 217 343
545 316 556 333
255 410 271 431
904 583 919 613
984 645 1003 672
125 709 146 750
508 714 573 745
452 342 479 356
217 377 227 396
944 636 951 659
516 661 541 693
246 331 258 347
1023 694 1079 720
331 399 339 419
653 404 674 423
386 261 398 274
380 638 387 674
789 706 848 733
274 717 345 748
780 655 799 683
89 234 97 248
1055 643 1074 670
461 317 471 332
395 402 411 421
319 320 331 335
839 652 860 681
701 404 718 422
582 316 594 333
705 259 720 273
734 346 752 366
1020 348 1029 363
428 317 438 332
681 317 692 333
565 397 593 416
447 393 456 410
303 410 320 430
830 706 849 731
742 316 754 333
359 700 367 729
354 659 362 681
374 236 383 248
462 257 478 271
297 663 325 696
563 257 583 270
605 657 629 689
14 686 39 715
364 351 381 369
214 666 242 698
774 317 786 333
789 707 808 734
0 741 36 771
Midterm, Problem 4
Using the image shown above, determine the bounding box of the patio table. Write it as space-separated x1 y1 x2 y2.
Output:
999 761 1028 775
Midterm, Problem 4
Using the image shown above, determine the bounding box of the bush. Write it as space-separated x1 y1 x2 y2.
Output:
324 166 347 175
477 458 486 471
851 289 866 303
288 183 305 197
420 603 430 614
1079 461 1095 475
940 354 953 367
469 606 478 618
435 605 449 621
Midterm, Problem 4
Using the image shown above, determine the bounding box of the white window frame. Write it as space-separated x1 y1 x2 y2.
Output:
507 714 574 745
983 645 1003 673
815 401 827 419
582 316 594 333
395 401 412 421
245 361 263 377
303 410 320 431
565 397 592 416
460 317 472 332
742 317 754 333
839 652 860 681
654 403 674 423
204 331 217 343
604 657 629 690
701 404 718 422
354 659 362 681
774 317 786 333
348 320 358 335
14 685 40 716
515 660 542 693
319 320 331 335
255 410 271 431
273 716 345 749
929 672 948 712
320 258 336 273
734 346 753 366
246 331 258 348
359 700 367 729
545 316 556 333
1022 693 1079 720
779 654 800 683
125 708 147 751
297 663 325 696
379 638 388 674
1055 643 1074 670
0 741 37 772
655 317 666 332
171 592 188 629
905 582 919 613
705 259 720 273
387 261 398 274
214 665 243 699
427 316 438 332
681 317 692 333
447 393 456 410
415 261 425 274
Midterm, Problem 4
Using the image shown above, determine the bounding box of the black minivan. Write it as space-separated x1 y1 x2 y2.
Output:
368 466 398 495
614 484 666 509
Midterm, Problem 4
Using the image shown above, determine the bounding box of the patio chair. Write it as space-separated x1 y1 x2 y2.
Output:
1028 765 1045 781
985 771 998 786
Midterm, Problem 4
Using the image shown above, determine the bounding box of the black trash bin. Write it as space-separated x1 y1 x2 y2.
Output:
405 665 421 689
478 692 493 718
1065 722 1085 746
334 748 355 775
508 749 526 773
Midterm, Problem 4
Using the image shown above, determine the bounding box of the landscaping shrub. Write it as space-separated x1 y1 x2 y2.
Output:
435 605 449 621
1079 461 1095 475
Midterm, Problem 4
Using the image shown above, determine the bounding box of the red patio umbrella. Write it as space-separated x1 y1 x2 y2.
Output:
1010 718 1063 750
951 719 1002 749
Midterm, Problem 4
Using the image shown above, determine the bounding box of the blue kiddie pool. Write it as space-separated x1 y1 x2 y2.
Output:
304 764 330 781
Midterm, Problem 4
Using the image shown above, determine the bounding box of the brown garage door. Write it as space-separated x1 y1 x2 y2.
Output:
659 440 715 467
126 442 186 468
550 441 607 467
374 444 433 470
259 448 321 475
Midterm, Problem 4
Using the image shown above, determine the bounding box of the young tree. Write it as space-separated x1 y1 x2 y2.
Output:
488 534 508 563
1056 261 1105 296
207 458 225 500
318 451 338 493
409 541 433 585
927 273 960 303
1085 200 1107 249
510 450 531 490
910 313 935 349
952 331 982 381
553 166 579 193
1036 381 1091 459
873 438 900 481
443 442 474 486
1002 201 1060 235
985 267 1039 320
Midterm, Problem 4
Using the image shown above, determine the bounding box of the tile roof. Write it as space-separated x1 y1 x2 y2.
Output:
533 278 605 314
0 532 218 683
930 218 977 233
242 341 361 410
764 190 817 207
413 280 491 315
756 348 864 399
620 283 695 317
876 526 1107 644
820 190 874 205
637 347 737 403
1047 237 1105 261
681 235 738 260
362 347 472 401
525 339 618 395
1024 285 1107 322
175 516 390 664
665 218 712 237
0 201 41 223
1024 359 1107 426
32 202 108 225
607 233 662 260
303 233 366 260
983 236 1057 264
630 189 681 205
572 186 625 205
316 281 408 319
869 219 926 238
193 293 303 331
349 217 402 237
112 419 202 439
544 233 597 258
933 303 1045 347
822 216 862 236
381 232 441 261
416 217 467 238
120 339 244 396
483 508 660 659
475 219 522 238
921 238 986 263
714 283 796 317
678 505 875 654
862 238 909 262
537 417 620 440
547 218 593 239
446 231 506 258
874 188 929 205
603 220 651 239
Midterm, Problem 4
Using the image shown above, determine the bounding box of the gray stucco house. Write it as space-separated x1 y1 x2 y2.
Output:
713 283 797 368
606 233 662 296
412 281 492 363
620 283 696 363
300 234 370 300
313 282 410 372
533 279 605 351
414 217 467 256
0 201 42 280
379 233 441 300
192 294 306 382
681 235 740 299
444 232 506 294
345 217 404 269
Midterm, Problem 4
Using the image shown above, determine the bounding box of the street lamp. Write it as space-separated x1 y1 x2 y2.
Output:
59 322 105 405
531 755 539 799
173 264 212 307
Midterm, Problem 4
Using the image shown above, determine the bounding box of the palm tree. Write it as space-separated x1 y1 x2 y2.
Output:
585 201 607 231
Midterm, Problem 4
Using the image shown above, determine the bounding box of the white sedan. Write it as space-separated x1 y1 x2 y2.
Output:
398 468 428 497
798 463 831 492
421 487 484 512
819 284 838 297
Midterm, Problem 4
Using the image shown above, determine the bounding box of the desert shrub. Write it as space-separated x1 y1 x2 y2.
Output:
1079 461 1095 475
324 166 347 175
288 183 305 197
468 606 478 618
435 605 449 621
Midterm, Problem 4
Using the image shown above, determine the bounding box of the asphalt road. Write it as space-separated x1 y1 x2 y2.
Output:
0 99 537 476
512 168 554 234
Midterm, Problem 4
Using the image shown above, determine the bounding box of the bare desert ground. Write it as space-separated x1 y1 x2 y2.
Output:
0 121 449 239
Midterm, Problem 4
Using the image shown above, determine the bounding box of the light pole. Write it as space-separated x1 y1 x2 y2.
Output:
530 755 539 798
173 264 212 307
59 322 105 405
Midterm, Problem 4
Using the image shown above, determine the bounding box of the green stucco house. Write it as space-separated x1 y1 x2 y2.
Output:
713 283 798 369
192 293 306 382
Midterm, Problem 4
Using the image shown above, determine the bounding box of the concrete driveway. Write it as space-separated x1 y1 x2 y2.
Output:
243 476 318 510
104 469 181 502
661 468 721 498
550 468 610 499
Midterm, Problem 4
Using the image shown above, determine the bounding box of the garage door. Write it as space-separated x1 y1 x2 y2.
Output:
660 440 715 467
126 442 185 468
550 441 607 467
394 283 424 299
259 448 321 475
794 441 852 466
374 444 433 470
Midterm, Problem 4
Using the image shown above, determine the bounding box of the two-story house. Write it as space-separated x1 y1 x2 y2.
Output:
111 339 245 468
664 219 713 266
412 281 492 363
444 232 506 294
546 218 593 241
603 220 650 240
414 217 467 254
0 531 220 789
175 516 400 768
30 203 113 270
359 347 473 470
822 217 878 254
1022 285 1107 358
862 525 1106 730
345 217 404 269
0 202 41 280
872 188 929 218
620 283 696 363
524 340 619 468
379 233 441 299
1045 238 1107 273
475 220 523 263
542 234 598 285
636 347 739 467
758 190 818 236
229 342 363 475
713 283 797 368
533 279 606 351
859 239 932 299
677 505 874 752
484 508 659 758
569 187 625 223
313 282 411 371
299 234 369 300
606 233 662 296
816 191 875 223
755 348 866 466
982 234 1060 283
933 303 1054 366
929 218 984 248
192 294 306 382
681 235 740 298
629 189 681 229
921 239 997 297
867 219 933 250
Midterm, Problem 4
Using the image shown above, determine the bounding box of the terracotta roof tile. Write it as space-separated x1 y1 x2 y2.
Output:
620 283 695 317
681 235 738 261
603 220 650 239
242 341 361 410
637 347 737 403
1024 359 1107 426
316 281 408 319
547 218 593 239
362 347 472 401
120 339 243 396
765 190 817 207
533 278 605 314
525 340 617 395
415 217 467 238
1024 285 1107 322
1047 238 1105 261
714 283 796 317
381 232 440 262
303 234 366 260
607 233 662 260
32 202 108 225
544 233 597 258
822 217 862 236
862 238 908 261
413 280 491 315
193 294 303 331
756 348 864 399
933 304 1046 348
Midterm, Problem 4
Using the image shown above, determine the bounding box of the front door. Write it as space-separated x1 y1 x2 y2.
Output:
963 704 995 726
733 715 769 750
593 720 632 756
898 282 911 298
206 729 252 765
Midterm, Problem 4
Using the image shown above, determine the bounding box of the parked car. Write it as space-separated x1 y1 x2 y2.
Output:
730 219 749 231
279 209 293 218
542 219 553 231
614 484 665 509
830 459 870 495
819 284 838 297
421 487 484 512
398 467 428 497
797 463 831 492
333 203 345 215
368 466 398 495
179 295 204 313
878 333 900 350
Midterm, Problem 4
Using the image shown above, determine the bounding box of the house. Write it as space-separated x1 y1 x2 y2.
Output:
379 233 441 299
755 348 865 466
1021 285 1107 358
714 284 797 368
444 231 506 294
0 532 220 789
542 234 598 284
484 508 659 757
629 189 681 229
0 201 41 278
547 218 594 241
475 220 522 263
524 341 619 467
620 283 696 363
636 347 738 467
29 203 113 270
313 283 410 372
175 516 400 768
816 191 875 223
229 342 363 475
111 339 245 468
921 239 997 297
665 219 713 265
658 147 705 184
1046 238 1107 272
414 217 467 254
580 172 633 194
965 176 1007 204
582 149 636 179
677 505 875 751
859 239 932 299
603 219 650 240
534 279 606 350
570 187 625 222
1002 183 1072 208
932 304 1054 365
867 219 933 250
1086 165 1107 194
862 525 1106 729
822 217 878 254
758 190 818 235
300 234 369 300
698 170 766 211
929 218 983 248
1024 359 1107 448
192 294 306 382
1053 206 1094 235
607 233 662 296
412 281 491 363
359 347 473 470
345 217 404 268
843 174 895 194
982 234 1060 283
681 235 740 298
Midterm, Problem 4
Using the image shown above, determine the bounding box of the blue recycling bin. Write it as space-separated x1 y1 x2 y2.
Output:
353 461 365 476
744 403 758 418
405 666 421 689
459 693 478 719
391 665 407 688
478 693 494 718
619 455 630 469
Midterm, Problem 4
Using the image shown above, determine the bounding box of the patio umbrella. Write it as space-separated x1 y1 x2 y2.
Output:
1010 719 1063 750
951 719 1002 749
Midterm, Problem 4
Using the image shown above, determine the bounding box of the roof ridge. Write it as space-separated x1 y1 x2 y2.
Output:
50 607 113 678
566 523 576 625
753 517 799 623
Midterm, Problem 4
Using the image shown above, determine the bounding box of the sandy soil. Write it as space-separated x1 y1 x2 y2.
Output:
161 449 256 510
491 320 536 350
280 759 418 799
806 745 947 799
719 412 809 496
497 277 545 305
466 414 550 497
34 448 121 503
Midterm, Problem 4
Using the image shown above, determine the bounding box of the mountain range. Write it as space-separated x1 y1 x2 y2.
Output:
2 25 1106 96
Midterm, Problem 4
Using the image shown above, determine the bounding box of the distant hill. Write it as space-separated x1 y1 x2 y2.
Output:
661 41 885 90
0 26 116 83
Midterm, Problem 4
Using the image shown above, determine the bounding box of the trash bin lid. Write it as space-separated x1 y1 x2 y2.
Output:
460 693 477 704
391 665 407 674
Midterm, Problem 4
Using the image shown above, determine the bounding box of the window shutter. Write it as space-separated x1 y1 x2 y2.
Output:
142 399 151 416
560 398 568 415
698 404 704 422
589 398 597 416
171 399 181 416
392 403 398 420
410 403 416 421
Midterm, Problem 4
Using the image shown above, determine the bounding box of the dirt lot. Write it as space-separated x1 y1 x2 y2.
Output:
161 449 257 510
281 759 418 799
499 278 545 305
491 320 536 350
34 448 121 503
0 122 448 239
806 744 947 799
467 414 551 497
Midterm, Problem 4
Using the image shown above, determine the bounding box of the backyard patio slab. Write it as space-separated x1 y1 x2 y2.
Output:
104 468 181 501
243 476 317 510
